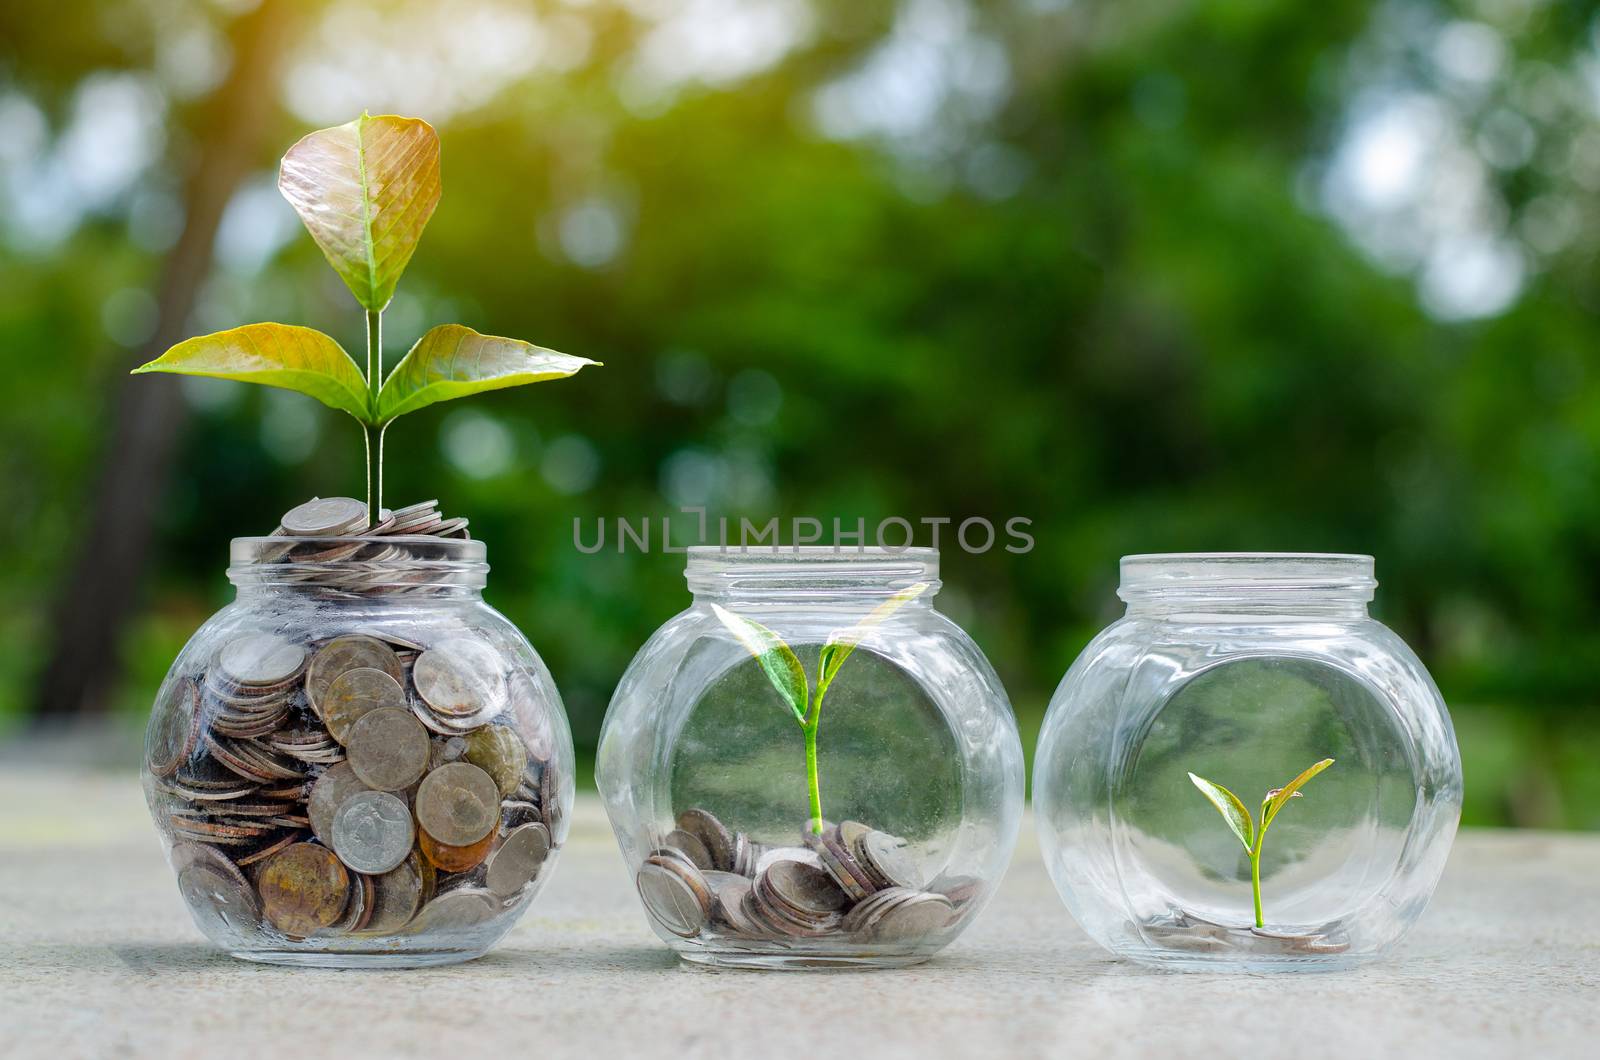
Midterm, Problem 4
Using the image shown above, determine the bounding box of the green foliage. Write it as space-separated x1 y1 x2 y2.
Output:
713 584 928 830
1189 759 1335 927
131 324 370 420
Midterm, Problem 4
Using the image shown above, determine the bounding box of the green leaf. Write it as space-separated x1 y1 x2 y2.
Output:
1261 758 1334 831
710 604 809 726
375 324 600 425
131 323 372 422
278 113 441 311
816 582 929 697
1187 772 1255 852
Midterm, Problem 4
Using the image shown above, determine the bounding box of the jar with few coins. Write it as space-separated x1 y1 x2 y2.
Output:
140 498 573 967
597 546 1025 969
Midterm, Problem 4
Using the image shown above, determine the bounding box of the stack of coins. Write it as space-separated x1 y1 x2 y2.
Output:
633 807 977 946
259 497 472 594
148 500 563 943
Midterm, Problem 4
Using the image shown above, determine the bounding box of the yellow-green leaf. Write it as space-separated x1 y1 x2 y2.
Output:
817 582 929 697
131 323 371 422
278 113 441 311
1261 758 1334 832
710 604 809 726
1188 772 1255 852
375 324 600 424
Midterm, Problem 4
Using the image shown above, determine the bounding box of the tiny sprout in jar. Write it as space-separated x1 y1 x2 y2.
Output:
1034 554 1463 971
133 113 594 967
597 547 1025 969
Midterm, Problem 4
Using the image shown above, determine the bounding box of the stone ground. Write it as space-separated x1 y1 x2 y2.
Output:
1 764 1595 1059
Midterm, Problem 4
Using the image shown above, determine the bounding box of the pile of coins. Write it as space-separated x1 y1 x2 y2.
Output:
257 497 472 594
634 808 979 946
148 500 562 945
1140 911 1353 955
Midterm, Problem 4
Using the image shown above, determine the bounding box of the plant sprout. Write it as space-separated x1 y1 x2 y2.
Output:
1187 757 1334 928
712 583 928 834
132 113 598 522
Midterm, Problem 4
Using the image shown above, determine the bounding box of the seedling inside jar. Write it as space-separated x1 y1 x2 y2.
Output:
133 112 598 522
1187 758 1334 928
712 582 928 834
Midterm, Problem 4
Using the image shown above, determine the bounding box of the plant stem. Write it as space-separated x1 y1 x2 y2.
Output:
1251 849 1264 928
364 307 383 524
804 721 822 834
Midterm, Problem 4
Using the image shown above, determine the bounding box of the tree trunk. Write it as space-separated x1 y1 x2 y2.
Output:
32 2 299 719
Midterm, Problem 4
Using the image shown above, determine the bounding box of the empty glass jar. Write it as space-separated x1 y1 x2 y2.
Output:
597 546 1025 968
141 524 573 967
1034 553 1462 971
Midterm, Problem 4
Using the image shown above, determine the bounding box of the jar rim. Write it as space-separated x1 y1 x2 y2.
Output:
227 535 488 591
1119 552 1377 600
685 545 940 598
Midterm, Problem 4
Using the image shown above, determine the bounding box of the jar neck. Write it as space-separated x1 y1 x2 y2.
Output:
227 535 489 599
685 546 941 606
1118 553 1375 621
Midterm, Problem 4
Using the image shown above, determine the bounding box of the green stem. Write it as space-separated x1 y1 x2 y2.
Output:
365 308 383 525
1251 848 1263 928
804 721 822 834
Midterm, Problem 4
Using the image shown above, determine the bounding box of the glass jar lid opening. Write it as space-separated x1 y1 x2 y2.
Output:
685 545 940 599
1118 552 1376 605
227 535 489 591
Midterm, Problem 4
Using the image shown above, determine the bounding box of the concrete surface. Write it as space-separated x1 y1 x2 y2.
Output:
1 765 1595 1059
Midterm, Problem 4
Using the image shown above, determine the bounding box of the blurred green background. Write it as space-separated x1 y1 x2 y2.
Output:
3 0 1597 829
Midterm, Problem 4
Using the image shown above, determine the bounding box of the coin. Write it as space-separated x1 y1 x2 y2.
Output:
358 855 425 934
674 808 734 871
854 829 923 890
257 842 350 937
485 822 551 896
281 496 368 535
463 725 527 797
307 762 370 845
415 887 497 931
663 828 714 870
148 677 201 778
862 891 954 941
413 640 503 718
322 666 407 744
331 790 414 874
417 823 496 873
306 636 403 719
217 634 307 687
636 857 711 937
345 707 429 791
764 856 849 916
415 762 500 846
178 857 260 938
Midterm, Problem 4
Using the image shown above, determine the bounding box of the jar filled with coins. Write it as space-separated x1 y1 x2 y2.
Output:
597 547 1024 968
141 498 573 967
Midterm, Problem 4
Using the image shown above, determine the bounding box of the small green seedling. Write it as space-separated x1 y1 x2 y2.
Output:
133 113 598 522
712 582 927 834
1187 757 1334 928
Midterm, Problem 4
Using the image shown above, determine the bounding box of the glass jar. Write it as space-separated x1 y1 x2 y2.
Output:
597 547 1025 969
141 534 574 967
1034 553 1462 971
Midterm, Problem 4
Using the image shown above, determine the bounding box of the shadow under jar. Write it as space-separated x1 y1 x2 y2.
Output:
141 535 574 968
1034 553 1463 972
597 547 1025 970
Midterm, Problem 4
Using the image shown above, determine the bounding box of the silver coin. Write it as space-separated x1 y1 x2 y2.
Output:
331 790 415 874
307 762 370 845
663 828 713 870
864 891 953 941
415 887 497 931
345 707 430 791
357 855 425 934
178 862 260 937
484 822 552 896
147 677 200 778
764 854 848 916
856 830 923 890
415 762 500 846
217 634 306 687
322 666 408 745
636 859 710 937
281 496 368 535
674 808 734 871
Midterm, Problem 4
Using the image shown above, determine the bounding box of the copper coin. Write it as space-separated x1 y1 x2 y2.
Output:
675 808 734 872
663 829 713 870
345 707 429 791
322 666 407 745
463 725 527 798
417 823 495 873
413 640 504 718
307 636 403 722
415 762 499 846
257 842 350 937
357 856 425 935
147 677 201 778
